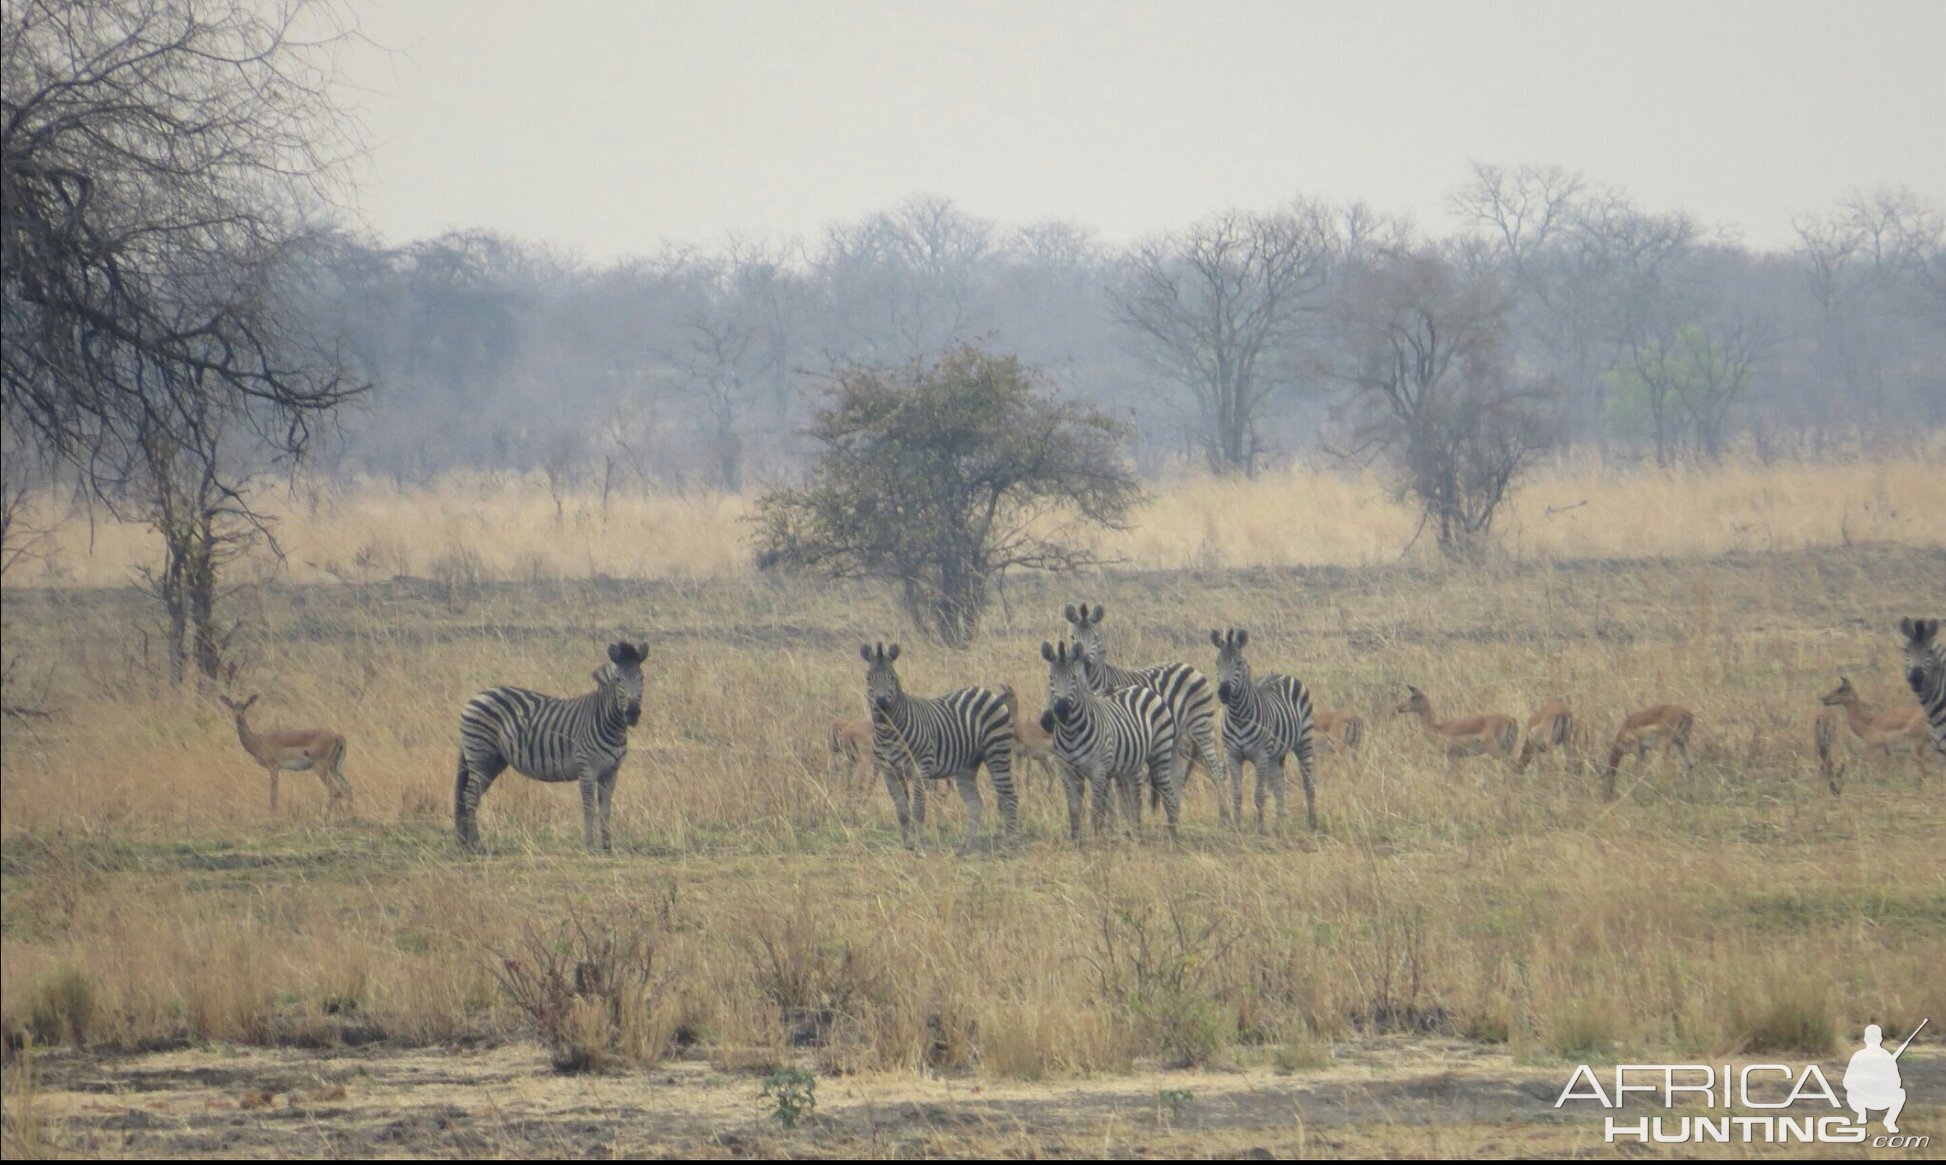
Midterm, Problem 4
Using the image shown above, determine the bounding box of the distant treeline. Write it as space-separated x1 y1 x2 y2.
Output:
305 169 1944 488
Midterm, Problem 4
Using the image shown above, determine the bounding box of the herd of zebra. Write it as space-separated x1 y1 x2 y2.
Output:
218 613 1945 853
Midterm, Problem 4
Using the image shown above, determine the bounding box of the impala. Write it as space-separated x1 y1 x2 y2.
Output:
1820 676 1934 788
1395 686 1519 772
826 716 875 780
219 695 353 813
1516 697 1592 776
1602 704 1694 801
1312 708 1366 762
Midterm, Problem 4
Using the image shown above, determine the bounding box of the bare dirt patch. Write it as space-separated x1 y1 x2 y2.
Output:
17 1040 1940 1158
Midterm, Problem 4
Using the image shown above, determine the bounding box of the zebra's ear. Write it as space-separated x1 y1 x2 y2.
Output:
887 643 900 661
1090 603 1105 625
1210 629 1224 649
1063 604 1079 625
1041 640 1056 662
860 644 874 662
635 641 649 661
608 643 625 664
1236 628 1248 648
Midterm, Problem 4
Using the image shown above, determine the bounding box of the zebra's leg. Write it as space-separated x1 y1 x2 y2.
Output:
1116 767 1143 840
1194 718 1233 827
880 761 917 848
952 770 985 855
986 750 1019 839
1088 762 1115 839
1254 749 1286 832
596 767 618 853
1059 760 1086 843
1226 747 1248 830
579 772 601 851
1154 755 1182 843
456 754 504 851
1295 738 1318 832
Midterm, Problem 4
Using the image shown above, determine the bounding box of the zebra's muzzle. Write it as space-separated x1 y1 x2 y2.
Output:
1039 710 1056 733
1910 667 1929 695
625 702 642 726
1218 682 1234 703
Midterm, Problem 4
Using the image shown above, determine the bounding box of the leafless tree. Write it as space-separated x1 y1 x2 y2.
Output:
1330 246 1559 557
1 0 367 501
1112 203 1336 475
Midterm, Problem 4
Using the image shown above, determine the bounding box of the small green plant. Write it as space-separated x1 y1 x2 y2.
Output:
1157 1088 1194 1124
760 1066 817 1128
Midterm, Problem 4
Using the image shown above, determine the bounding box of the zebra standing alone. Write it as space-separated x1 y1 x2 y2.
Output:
861 642 1018 852
1063 602 1235 826
1900 617 1946 756
1210 627 1320 832
1040 639 1182 842
455 641 648 853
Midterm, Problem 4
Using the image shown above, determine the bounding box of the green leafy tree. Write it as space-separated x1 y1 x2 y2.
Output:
1603 323 1768 465
753 345 1142 648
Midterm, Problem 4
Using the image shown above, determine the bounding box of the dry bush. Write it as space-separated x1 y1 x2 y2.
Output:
493 893 681 1073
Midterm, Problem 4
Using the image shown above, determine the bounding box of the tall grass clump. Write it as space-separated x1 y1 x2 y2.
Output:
492 894 682 1073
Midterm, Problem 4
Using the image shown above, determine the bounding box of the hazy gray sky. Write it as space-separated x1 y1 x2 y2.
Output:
342 0 1946 259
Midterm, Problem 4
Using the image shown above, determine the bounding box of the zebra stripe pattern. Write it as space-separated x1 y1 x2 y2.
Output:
1210 627 1320 831
1040 639 1182 842
1900 617 1946 756
861 642 1018 852
455 641 648 852
1064 602 1234 826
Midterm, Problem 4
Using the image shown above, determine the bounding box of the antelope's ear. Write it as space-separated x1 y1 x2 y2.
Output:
1041 640 1056 661
887 643 900 661
1407 685 1423 697
1210 629 1224 649
860 644 874 662
1090 603 1105 625
1063 604 1079 624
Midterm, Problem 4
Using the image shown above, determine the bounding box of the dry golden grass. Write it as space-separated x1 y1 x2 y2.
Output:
13 452 1944 588
2 459 1943 1156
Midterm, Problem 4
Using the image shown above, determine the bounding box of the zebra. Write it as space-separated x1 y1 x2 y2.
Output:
860 642 1018 852
1900 617 1946 757
1040 639 1182 843
1063 602 1235 826
1209 627 1319 832
455 641 648 853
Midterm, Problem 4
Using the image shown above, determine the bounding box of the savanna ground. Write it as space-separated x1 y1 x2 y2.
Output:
2 455 1943 1158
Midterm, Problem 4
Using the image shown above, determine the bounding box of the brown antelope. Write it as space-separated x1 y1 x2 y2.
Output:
1602 704 1694 800
1312 708 1366 762
219 695 352 813
1812 705 1846 797
825 716 875 780
1820 676 1935 787
1515 697 1592 775
1011 702 1062 789
1395 686 1519 771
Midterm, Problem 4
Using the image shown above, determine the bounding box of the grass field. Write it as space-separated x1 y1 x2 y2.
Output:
2 460 1943 1157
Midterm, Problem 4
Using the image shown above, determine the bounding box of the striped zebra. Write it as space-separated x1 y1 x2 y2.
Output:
861 642 1018 852
1063 602 1234 826
1900 618 1946 757
1040 639 1182 842
455 641 648 853
1210 627 1319 832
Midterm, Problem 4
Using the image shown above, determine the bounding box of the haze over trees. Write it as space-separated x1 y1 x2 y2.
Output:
3 2 1942 586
